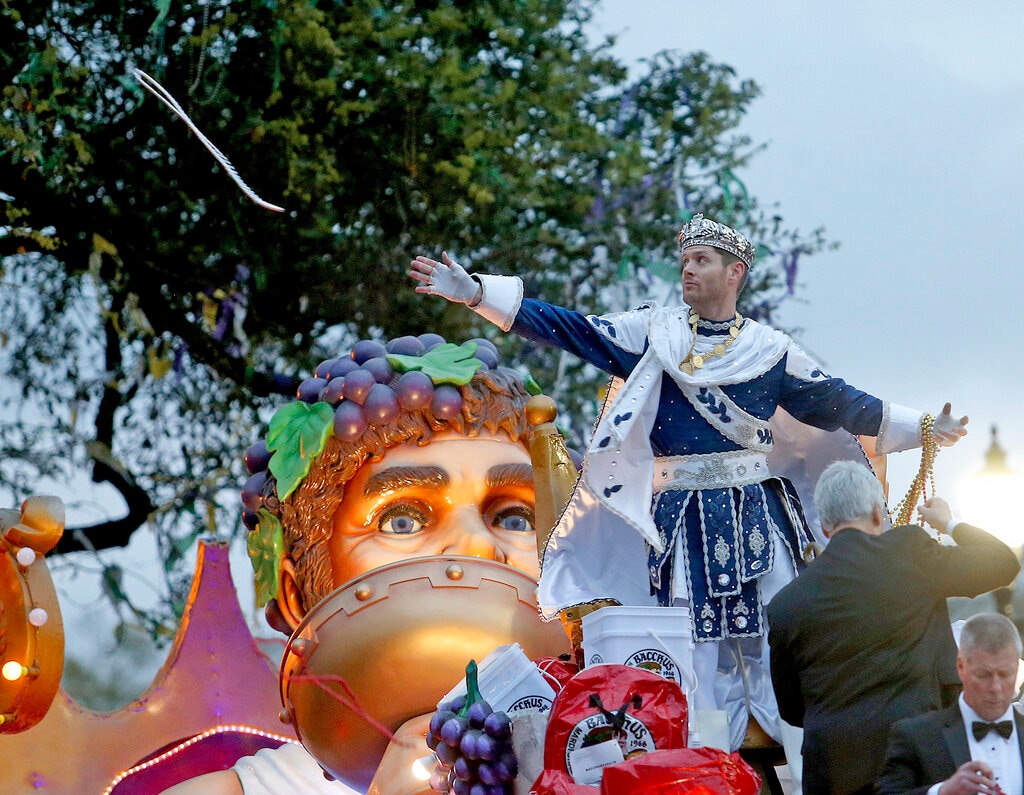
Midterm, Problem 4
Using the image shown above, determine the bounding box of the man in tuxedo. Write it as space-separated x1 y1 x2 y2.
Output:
876 611 1024 795
767 461 1019 795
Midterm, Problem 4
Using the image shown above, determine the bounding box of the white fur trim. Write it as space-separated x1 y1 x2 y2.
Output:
471 274 523 332
874 402 925 454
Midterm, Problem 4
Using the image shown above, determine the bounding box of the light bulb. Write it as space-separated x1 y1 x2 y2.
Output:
411 754 436 781
2 661 25 681
16 547 36 567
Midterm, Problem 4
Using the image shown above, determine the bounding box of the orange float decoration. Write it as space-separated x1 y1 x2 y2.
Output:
1 497 65 735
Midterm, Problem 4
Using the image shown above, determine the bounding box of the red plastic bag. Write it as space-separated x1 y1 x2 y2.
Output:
543 664 688 786
598 746 761 795
530 768 595 795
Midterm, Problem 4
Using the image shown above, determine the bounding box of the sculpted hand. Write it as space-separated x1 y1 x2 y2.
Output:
932 402 968 447
917 497 953 533
939 760 1001 795
409 252 482 306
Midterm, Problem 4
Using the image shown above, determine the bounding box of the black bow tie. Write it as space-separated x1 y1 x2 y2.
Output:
972 720 1014 741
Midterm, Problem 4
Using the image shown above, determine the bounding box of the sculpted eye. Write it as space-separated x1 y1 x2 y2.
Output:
377 505 428 535
494 507 535 534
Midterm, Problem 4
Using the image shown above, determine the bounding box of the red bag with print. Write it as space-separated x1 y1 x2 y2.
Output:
599 746 761 794
542 664 688 787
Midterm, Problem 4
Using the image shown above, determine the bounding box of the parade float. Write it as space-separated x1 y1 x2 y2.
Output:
1 335 771 794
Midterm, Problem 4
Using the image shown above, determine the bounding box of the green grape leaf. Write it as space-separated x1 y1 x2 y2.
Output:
386 342 482 385
267 401 334 500
248 508 284 607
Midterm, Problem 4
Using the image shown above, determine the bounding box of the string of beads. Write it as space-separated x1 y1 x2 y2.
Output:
892 413 938 526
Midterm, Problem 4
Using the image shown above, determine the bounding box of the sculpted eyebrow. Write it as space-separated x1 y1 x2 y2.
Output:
363 465 449 497
486 463 535 488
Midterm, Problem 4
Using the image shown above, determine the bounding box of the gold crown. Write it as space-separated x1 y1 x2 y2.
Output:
677 213 755 269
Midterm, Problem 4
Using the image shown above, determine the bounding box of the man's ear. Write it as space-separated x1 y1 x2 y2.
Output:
275 558 306 633
871 504 887 533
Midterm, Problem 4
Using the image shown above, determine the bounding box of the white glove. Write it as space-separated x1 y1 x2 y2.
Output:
409 252 482 305
932 402 968 447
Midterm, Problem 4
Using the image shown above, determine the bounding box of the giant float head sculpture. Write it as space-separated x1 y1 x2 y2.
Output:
240 334 571 790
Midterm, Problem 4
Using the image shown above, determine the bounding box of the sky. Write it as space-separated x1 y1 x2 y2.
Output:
589 0 1024 527
49 0 1024 700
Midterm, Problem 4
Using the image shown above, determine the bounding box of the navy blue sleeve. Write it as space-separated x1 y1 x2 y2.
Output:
777 368 883 436
510 298 642 380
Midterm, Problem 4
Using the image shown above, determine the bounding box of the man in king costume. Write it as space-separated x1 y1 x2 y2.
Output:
408 214 968 755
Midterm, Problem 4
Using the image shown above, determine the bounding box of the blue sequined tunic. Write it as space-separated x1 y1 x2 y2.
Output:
513 298 884 641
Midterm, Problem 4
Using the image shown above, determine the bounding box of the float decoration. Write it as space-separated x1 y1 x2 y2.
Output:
1 496 65 735
0 540 289 794
266 401 335 501
385 342 484 385
247 508 285 608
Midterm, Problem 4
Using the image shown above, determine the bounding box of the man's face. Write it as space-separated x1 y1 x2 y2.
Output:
327 431 539 586
680 245 741 317
958 644 1021 721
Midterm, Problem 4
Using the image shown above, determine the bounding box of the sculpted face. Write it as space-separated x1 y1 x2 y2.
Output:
326 430 539 586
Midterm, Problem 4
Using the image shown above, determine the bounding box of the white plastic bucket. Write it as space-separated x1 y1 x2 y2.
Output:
439 642 557 715
581 606 696 694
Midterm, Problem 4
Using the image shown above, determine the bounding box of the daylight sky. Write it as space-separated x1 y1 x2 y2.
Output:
590 0 1024 519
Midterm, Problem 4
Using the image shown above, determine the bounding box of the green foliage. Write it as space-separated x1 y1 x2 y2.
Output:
0 0 830 641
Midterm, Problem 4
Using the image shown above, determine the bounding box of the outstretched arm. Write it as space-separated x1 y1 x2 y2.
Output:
409 252 641 380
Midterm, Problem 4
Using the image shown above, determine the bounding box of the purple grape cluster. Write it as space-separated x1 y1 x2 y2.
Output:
240 437 277 531
239 333 499 531
427 693 518 795
299 333 497 440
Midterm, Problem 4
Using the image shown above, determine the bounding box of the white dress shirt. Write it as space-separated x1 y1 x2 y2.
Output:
927 695 1022 795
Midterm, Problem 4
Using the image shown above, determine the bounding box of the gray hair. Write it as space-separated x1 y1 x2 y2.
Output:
813 460 887 532
959 612 1023 657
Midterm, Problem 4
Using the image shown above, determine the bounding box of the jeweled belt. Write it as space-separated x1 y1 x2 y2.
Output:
652 450 770 492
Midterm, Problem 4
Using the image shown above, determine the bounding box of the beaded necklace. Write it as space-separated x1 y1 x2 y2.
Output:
679 311 743 374
891 413 939 526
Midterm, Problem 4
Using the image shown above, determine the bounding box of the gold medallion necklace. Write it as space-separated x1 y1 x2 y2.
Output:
679 311 743 374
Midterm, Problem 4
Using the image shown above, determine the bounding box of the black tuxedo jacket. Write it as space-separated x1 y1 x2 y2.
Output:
876 703 1024 794
766 521 1019 795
